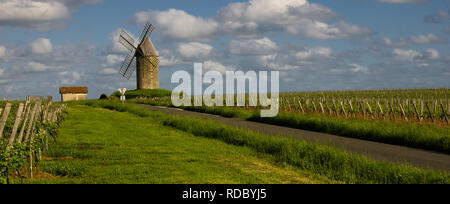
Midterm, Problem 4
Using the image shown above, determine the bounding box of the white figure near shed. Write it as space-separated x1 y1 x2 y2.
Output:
118 88 127 104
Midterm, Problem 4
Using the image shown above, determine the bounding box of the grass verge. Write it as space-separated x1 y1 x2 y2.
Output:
134 100 450 154
80 100 450 184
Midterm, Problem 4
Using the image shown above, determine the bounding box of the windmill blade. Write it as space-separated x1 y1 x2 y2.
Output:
138 23 155 46
119 54 136 80
119 30 136 52
138 23 150 44
123 60 136 79
139 22 150 42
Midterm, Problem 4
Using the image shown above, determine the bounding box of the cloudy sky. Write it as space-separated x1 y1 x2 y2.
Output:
0 0 449 100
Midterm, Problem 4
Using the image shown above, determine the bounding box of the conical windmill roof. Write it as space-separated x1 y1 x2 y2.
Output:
139 36 159 57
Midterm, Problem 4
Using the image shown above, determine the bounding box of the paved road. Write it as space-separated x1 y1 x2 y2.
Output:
139 104 450 172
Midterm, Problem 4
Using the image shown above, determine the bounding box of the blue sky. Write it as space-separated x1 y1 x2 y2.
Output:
0 0 449 100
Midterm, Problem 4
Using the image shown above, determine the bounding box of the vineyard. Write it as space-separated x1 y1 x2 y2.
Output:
128 88 450 126
0 97 66 184
278 89 450 125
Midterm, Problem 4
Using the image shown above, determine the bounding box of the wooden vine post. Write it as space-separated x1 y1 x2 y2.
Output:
6 103 25 151
366 101 374 119
388 102 395 120
340 101 347 117
425 102 434 122
24 102 39 142
311 100 317 112
0 103 12 139
377 101 384 119
413 102 422 122
18 101 32 143
298 100 304 113
399 103 408 121
332 100 339 116
319 101 325 114
441 102 449 125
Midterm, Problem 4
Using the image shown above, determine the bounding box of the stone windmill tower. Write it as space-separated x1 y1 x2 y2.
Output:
118 23 159 89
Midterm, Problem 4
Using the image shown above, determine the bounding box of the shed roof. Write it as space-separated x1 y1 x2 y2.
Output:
59 87 88 94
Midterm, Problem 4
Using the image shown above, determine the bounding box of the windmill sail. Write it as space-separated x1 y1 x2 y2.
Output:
138 23 154 46
118 22 159 89
119 30 136 53
119 54 136 79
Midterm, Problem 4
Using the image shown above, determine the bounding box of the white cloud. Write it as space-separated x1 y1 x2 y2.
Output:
59 71 82 85
99 54 123 75
328 64 370 75
380 37 409 47
218 0 371 40
0 68 4 77
256 54 303 71
105 54 123 66
136 9 218 41
393 48 440 62
177 42 214 59
425 48 440 60
156 49 186 67
229 37 278 55
0 0 103 29
219 0 309 23
159 56 184 67
30 38 53 54
0 0 69 27
410 33 442 44
73 72 81 80
378 33 445 48
220 21 261 38
350 64 369 74
27 61 63 72
99 68 117 75
393 49 422 62
218 0 338 24
203 61 236 74
110 28 137 53
134 0 370 40
285 21 372 40
295 46 333 60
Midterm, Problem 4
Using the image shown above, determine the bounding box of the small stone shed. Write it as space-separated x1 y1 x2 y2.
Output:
59 87 88 102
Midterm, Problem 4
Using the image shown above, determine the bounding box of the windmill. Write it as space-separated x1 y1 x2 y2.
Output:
118 22 159 90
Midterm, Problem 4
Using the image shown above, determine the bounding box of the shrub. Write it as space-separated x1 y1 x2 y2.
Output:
99 94 109 100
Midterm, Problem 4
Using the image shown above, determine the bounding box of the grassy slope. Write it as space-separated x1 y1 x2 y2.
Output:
78 101 450 184
26 105 334 184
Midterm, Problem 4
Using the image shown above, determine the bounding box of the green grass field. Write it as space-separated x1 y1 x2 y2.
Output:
25 105 335 184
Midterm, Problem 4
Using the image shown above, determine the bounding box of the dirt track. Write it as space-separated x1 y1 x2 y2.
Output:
139 104 450 172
